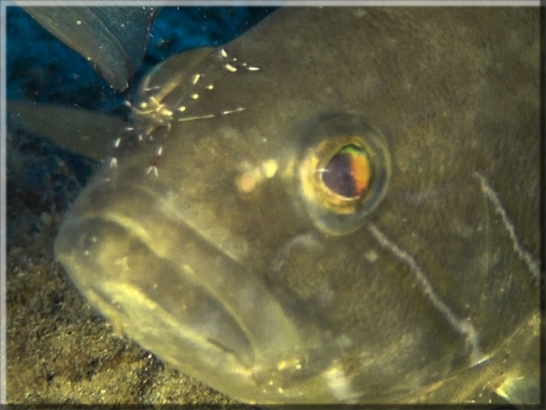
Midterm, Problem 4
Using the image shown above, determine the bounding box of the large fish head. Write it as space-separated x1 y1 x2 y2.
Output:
54 7 541 404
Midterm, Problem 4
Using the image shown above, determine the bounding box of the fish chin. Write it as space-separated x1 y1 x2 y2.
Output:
54 176 346 403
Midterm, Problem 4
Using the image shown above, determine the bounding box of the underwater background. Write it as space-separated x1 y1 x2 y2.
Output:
6 6 273 406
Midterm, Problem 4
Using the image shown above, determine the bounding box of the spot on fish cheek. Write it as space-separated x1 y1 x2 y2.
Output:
236 171 259 194
235 159 278 196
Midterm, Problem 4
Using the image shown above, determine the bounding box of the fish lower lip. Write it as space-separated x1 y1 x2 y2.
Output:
55 182 256 368
54 180 338 401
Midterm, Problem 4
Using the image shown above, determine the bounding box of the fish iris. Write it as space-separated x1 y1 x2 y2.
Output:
322 144 370 198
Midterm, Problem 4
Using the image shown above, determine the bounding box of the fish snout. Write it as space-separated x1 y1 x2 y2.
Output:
54 177 345 403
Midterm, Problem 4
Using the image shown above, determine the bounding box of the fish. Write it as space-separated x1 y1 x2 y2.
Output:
29 6 542 405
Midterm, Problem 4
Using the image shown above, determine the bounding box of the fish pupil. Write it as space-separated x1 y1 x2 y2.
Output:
322 144 370 198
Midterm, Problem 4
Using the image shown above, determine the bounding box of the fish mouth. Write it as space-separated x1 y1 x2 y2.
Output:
54 177 340 402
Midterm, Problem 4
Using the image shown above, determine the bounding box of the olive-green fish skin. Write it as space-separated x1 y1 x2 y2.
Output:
54 8 541 404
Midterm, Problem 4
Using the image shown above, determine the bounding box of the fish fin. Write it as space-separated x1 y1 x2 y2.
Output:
22 6 159 91
8 101 125 161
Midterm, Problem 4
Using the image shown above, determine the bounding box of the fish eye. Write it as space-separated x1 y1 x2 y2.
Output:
299 114 391 235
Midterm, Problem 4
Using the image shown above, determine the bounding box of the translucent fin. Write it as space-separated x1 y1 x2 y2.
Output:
23 7 158 90
8 101 125 161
